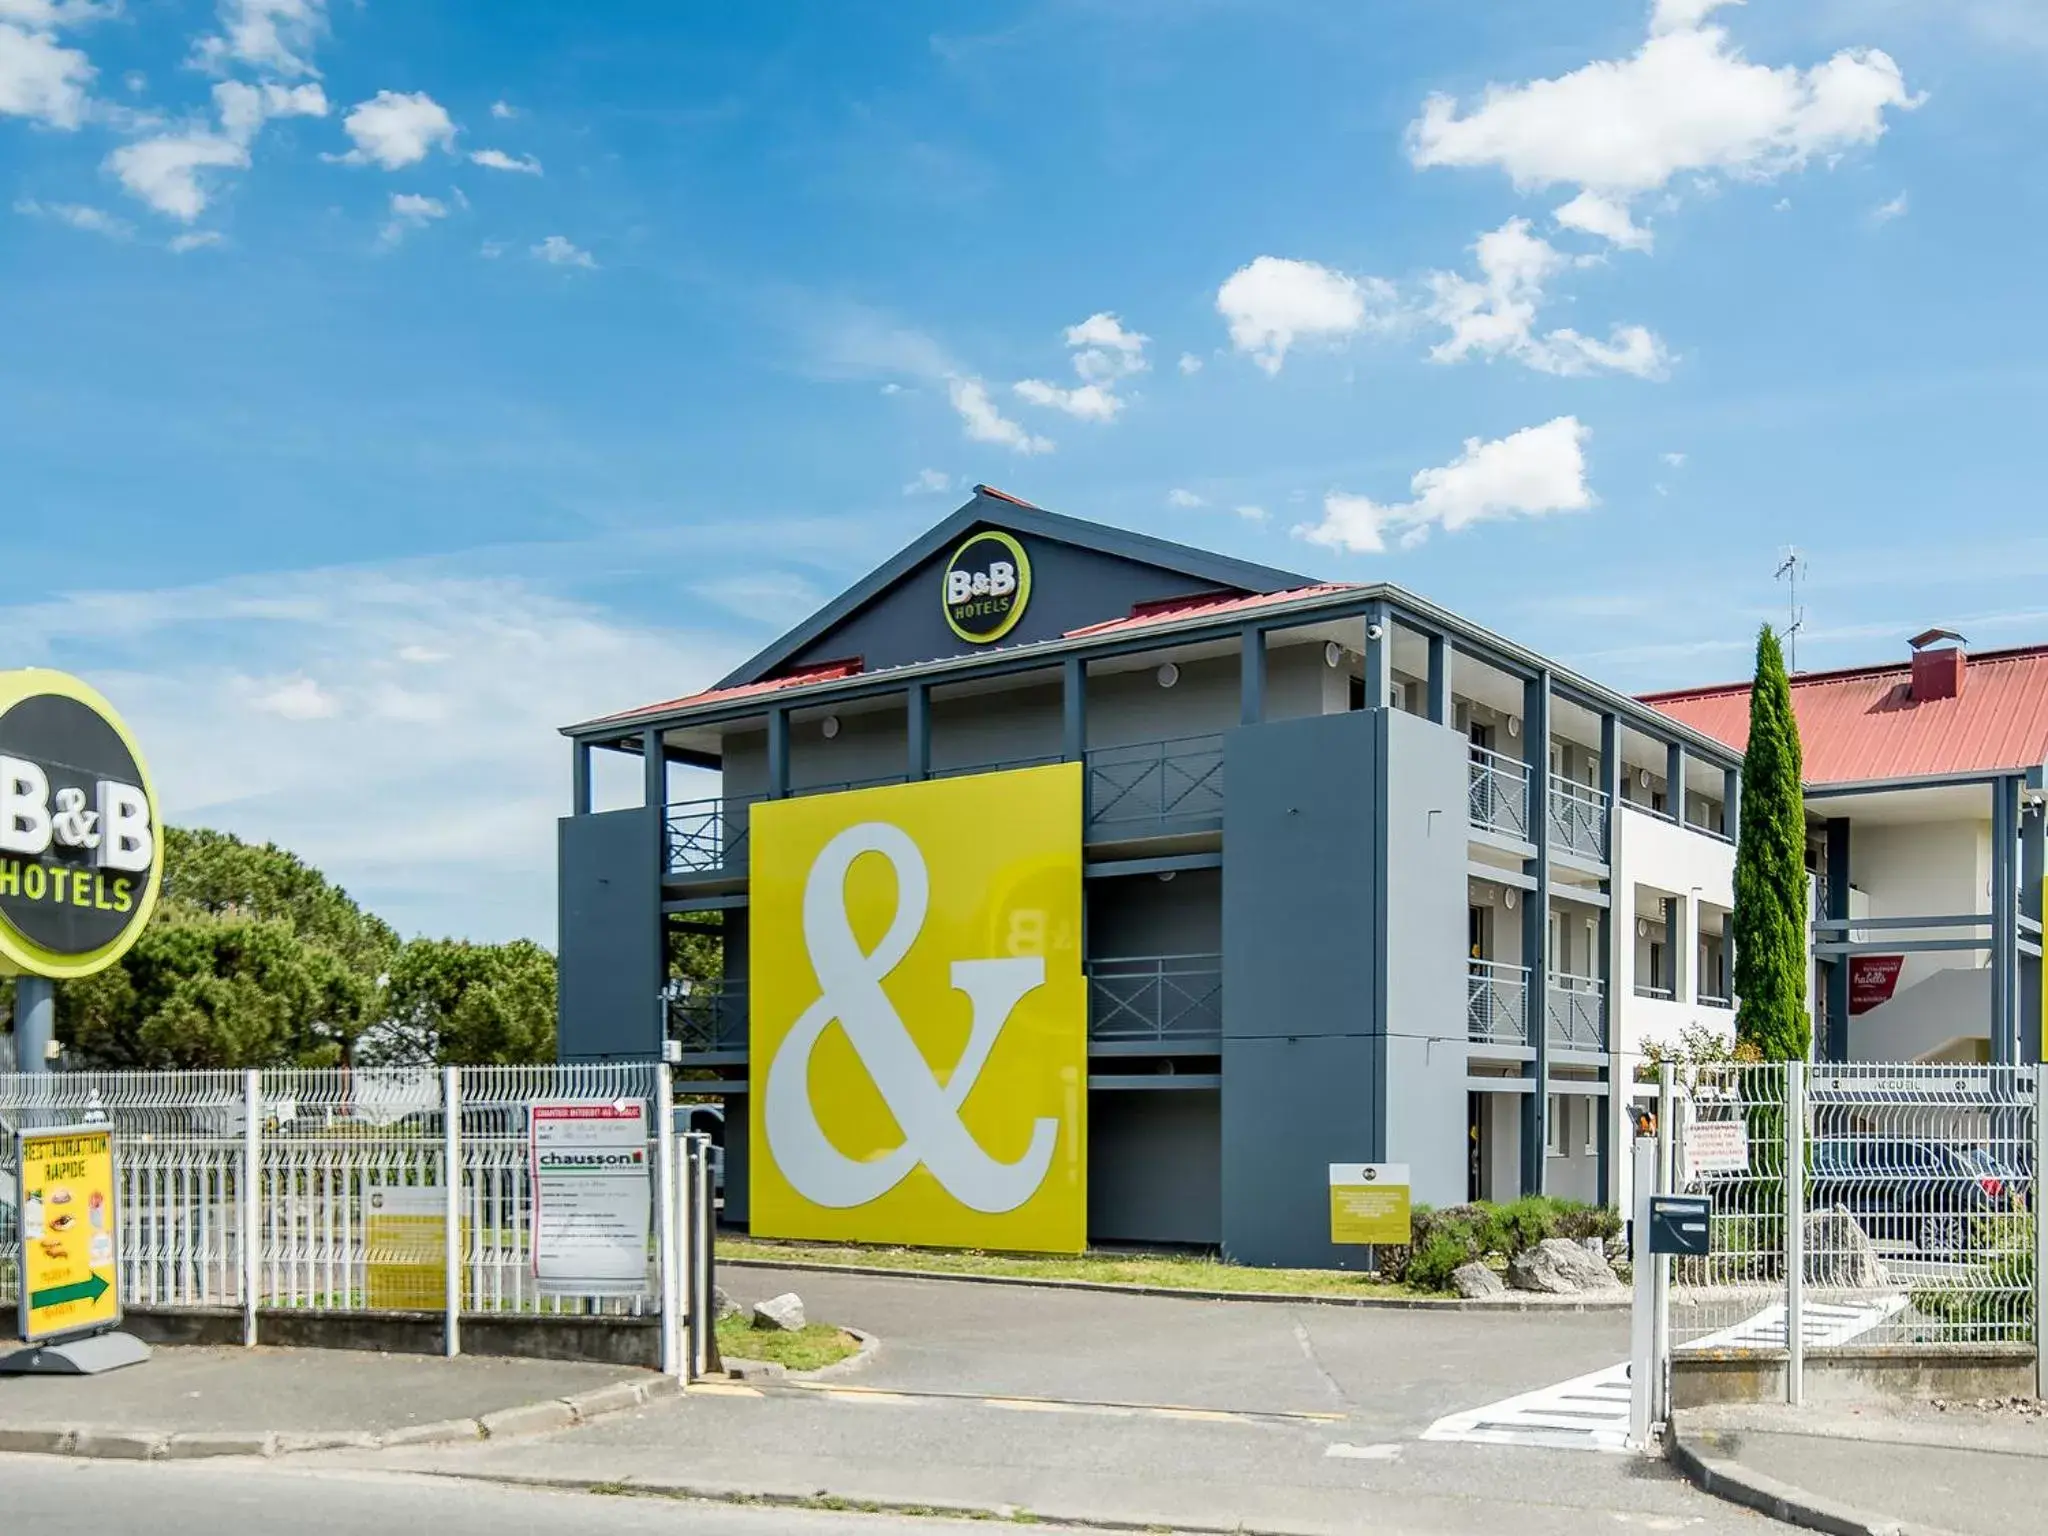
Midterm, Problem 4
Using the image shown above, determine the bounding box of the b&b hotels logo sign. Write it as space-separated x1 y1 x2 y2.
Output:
942 529 1032 645
749 763 1085 1253
0 670 162 978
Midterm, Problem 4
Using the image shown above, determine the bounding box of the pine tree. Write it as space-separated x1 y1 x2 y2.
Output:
1733 624 1811 1059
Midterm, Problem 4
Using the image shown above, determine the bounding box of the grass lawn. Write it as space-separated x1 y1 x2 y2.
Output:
719 1238 1420 1299
716 1315 864 1371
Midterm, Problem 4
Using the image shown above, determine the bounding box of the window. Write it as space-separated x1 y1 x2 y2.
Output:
1583 1098 1599 1156
1469 904 1488 961
1547 1095 1568 1157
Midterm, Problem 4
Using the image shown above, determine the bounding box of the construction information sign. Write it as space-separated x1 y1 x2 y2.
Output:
16 1124 119 1343
530 1101 651 1296
1329 1162 1411 1245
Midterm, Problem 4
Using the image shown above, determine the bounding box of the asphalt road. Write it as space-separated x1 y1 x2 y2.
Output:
0 1456 1007 1536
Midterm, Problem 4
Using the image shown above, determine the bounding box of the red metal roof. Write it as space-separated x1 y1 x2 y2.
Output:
1641 642 2048 785
588 584 1359 730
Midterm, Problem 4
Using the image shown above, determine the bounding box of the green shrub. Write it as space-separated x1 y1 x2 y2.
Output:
1405 1224 1482 1291
1910 1217 2035 1343
1380 1196 1621 1291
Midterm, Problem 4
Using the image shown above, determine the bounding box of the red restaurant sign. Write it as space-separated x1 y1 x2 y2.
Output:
1848 954 1905 1016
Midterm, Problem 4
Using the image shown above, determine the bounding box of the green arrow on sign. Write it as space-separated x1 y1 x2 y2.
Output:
30 1272 110 1310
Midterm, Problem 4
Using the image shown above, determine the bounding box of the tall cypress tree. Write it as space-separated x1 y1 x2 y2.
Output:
1733 624 1811 1059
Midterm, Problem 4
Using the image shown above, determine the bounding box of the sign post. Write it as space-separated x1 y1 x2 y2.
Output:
2 1123 149 1374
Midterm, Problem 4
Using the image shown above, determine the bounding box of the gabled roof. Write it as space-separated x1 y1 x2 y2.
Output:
710 486 1313 690
1641 641 2048 786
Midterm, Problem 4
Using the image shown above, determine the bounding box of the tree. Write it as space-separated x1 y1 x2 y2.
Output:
1733 624 1811 1060
373 937 557 1066
160 827 399 975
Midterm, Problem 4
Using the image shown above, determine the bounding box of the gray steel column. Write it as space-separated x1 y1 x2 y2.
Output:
1992 776 2019 1065
2023 776 2044 1066
908 682 931 780
1824 817 1851 1061
572 740 592 816
14 973 54 1074
1062 656 1086 761
1597 709 1620 1204
1522 671 1553 1195
767 708 790 799
1666 740 1686 827
1363 602 1392 710
643 726 665 810
1240 625 1266 726
1426 632 1449 724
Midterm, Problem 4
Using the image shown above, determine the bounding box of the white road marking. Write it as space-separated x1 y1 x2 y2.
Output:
1324 1442 1403 1461
1421 1296 1906 1454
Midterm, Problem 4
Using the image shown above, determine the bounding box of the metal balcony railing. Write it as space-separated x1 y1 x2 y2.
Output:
1547 775 1610 862
1467 960 1530 1045
666 980 748 1055
1086 954 1222 1044
1468 747 1531 842
1699 992 1733 1010
1085 734 1225 831
666 794 763 876
1634 981 1675 1001
1547 972 1606 1051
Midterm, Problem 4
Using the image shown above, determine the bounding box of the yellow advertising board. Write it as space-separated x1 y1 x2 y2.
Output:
363 1187 470 1310
750 763 1086 1253
1329 1163 1411 1245
15 1125 120 1343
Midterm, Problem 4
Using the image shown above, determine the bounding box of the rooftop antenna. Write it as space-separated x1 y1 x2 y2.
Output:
1774 547 1806 673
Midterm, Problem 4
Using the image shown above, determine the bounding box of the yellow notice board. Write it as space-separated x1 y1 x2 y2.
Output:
363 1188 469 1310
16 1125 120 1343
1329 1163 1411 1245
750 763 1087 1254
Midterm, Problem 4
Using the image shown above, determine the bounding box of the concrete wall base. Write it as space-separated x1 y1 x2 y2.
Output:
126 1306 660 1368
1674 1345 2037 1409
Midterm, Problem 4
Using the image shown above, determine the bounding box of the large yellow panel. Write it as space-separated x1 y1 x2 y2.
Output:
749 763 1085 1253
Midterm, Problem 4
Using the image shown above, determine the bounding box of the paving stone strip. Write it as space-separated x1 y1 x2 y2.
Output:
0 1375 682 1463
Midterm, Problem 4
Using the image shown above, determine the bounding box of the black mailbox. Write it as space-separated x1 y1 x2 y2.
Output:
1648 1195 1712 1257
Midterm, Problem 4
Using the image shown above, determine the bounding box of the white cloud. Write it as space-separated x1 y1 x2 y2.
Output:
1298 417 1594 554
379 191 447 246
332 89 456 170
192 0 327 78
903 468 952 495
1554 189 1653 251
532 233 595 268
0 564 741 942
0 21 93 129
470 147 540 175
14 197 129 238
1178 352 1203 374
1870 190 1909 224
1408 7 1918 198
169 229 223 253
948 376 1052 454
1234 504 1270 523
1425 218 1669 378
478 238 506 258
1013 310 1149 422
107 80 326 222
490 99 515 119
1166 488 1205 509
0 2 115 23
1216 256 1395 374
1662 450 1687 467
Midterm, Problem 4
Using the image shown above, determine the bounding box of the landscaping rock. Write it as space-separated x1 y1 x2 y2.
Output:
1507 1237 1624 1295
751 1291 807 1331
714 1284 742 1320
1452 1261 1506 1298
1804 1205 1887 1288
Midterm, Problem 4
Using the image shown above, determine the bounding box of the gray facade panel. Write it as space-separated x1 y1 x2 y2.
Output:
1219 1034 1376 1269
1221 710 1379 1041
558 807 663 1061
929 680 1063 771
1087 1089 1221 1245
789 534 1229 677
1380 709 1474 1208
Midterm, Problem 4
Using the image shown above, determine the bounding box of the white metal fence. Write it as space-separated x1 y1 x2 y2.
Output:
1660 1061 2044 1363
0 1065 716 1376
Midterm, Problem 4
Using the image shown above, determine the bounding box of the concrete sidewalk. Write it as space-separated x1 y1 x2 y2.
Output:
1671 1399 2048 1536
0 1345 672 1458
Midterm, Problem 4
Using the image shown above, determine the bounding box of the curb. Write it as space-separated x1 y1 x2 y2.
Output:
1665 1419 1968 1536
719 1256 1632 1312
0 1373 683 1464
721 1325 879 1385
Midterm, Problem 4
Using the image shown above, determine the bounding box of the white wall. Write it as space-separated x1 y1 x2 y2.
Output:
1850 818 1993 994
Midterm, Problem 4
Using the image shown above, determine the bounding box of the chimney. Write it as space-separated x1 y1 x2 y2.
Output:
1908 628 1967 702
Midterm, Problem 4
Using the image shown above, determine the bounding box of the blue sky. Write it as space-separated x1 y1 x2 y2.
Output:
4 0 2046 942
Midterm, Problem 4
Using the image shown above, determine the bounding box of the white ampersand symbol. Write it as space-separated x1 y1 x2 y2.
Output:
764 821 1058 1213
51 787 101 849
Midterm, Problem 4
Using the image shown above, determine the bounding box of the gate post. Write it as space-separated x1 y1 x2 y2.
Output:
655 1064 681 1378
1785 1060 1806 1407
442 1066 462 1359
1628 1130 1659 1447
241 1069 261 1347
2034 1066 2046 1402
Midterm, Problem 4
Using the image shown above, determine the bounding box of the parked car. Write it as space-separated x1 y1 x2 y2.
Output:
1807 1139 2026 1259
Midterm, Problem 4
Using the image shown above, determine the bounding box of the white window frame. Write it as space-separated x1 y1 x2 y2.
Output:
1547 1094 1568 1157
